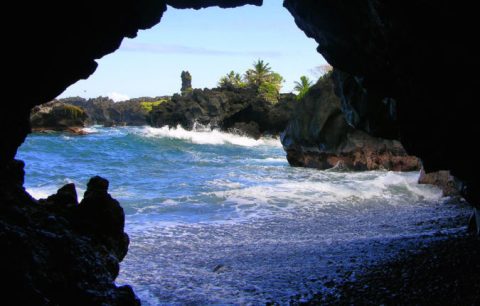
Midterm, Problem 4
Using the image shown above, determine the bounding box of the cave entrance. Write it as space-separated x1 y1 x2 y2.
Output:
18 1 348 304
13 1 473 305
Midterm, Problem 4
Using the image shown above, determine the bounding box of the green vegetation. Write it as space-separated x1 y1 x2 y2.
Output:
218 59 284 103
293 76 314 101
140 99 169 112
244 60 273 87
218 71 246 89
258 72 284 103
59 104 86 120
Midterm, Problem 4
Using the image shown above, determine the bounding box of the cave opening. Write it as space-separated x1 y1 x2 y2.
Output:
3 0 480 305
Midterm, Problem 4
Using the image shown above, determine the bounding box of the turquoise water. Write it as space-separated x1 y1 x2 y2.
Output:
17 126 469 304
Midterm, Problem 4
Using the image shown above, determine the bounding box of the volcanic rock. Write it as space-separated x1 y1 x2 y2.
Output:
149 87 295 138
281 73 420 171
30 101 88 133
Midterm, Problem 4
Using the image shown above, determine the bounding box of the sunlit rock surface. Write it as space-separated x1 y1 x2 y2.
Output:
281 73 420 171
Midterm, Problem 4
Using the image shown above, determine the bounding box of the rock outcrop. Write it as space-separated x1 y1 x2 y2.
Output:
180 71 193 95
418 168 460 197
281 73 420 171
30 101 88 134
149 87 296 138
0 166 138 305
283 0 480 207
62 96 169 126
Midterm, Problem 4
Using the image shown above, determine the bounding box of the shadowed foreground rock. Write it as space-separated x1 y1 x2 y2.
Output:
418 168 460 197
0 168 139 306
281 73 420 171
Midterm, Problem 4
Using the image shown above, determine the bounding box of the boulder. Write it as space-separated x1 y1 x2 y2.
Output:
418 167 460 197
76 176 129 260
40 183 78 208
30 101 88 133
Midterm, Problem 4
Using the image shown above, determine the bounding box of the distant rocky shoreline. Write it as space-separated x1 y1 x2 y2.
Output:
148 87 296 139
33 73 461 196
34 73 423 175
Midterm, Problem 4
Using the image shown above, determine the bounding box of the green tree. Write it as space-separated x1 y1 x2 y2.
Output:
293 75 314 101
245 59 272 87
218 71 245 89
258 72 284 103
245 60 284 103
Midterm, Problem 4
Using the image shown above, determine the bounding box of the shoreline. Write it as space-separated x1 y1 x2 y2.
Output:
300 231 479 305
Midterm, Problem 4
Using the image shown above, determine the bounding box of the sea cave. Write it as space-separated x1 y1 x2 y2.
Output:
1 0 479 305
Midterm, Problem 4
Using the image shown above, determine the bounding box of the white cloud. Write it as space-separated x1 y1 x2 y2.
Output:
108 92 130 102
120 41 282 58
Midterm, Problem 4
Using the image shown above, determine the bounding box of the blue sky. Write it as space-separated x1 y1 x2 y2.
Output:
59 0 327 101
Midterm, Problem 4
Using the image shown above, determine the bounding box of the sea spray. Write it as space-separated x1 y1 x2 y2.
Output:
132 124 282 147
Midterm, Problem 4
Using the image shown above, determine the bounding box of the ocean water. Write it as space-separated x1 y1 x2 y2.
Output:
17 126 469 305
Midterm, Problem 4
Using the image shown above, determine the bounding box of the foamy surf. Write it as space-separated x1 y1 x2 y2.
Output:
81 126 100 134
27 186 58 200
17 126 469 305
133 125 281 147
26 184 85 202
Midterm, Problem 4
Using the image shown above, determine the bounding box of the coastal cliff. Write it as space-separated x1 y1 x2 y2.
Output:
149 87 295 138
62 96 170 127
281 73 420 171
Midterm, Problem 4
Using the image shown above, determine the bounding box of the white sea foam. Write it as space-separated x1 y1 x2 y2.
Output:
26 183 85 202
134 125 281 147
120 197 468 305
204 171 443 220
26 186 58 200
81 127 99 134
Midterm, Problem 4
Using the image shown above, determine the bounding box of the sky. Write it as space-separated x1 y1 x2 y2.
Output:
59 0 327 101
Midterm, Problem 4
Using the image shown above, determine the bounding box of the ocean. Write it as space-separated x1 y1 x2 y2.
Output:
17 126 469 305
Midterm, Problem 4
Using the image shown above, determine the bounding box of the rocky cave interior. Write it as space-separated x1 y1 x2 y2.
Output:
1 0 479 304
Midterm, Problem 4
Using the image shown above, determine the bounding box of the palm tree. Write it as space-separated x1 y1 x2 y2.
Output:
245 59 272 87
293 75 313 100
218 71 245 88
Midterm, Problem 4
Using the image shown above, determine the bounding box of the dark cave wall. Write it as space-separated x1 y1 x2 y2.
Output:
283 0 480 204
